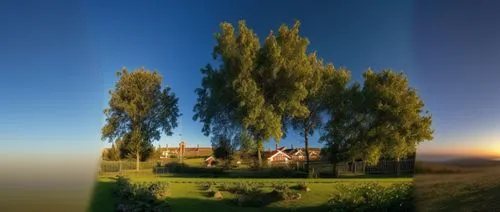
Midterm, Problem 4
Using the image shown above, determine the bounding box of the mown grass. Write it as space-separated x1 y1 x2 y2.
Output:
89 171 412 212
414 161 500 212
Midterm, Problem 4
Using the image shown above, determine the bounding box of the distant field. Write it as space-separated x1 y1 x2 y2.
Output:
414 160 500 212
89 171 412 212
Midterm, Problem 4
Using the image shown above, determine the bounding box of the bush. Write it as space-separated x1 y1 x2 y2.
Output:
228 182 261 194
236 192 267 207
270 188 301 201
271 183 288 191
218 183 232 192
115 176 171 212
266 167 307 178
291 182 309 191
328 182 414 212
157 162 226 177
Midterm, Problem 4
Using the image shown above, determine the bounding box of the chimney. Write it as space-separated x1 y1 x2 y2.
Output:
275 143 278 150
291 144 294 149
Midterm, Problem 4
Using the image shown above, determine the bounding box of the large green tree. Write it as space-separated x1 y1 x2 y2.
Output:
319 67 355 177
362 69 433 176
321 68 433 177
102 68 181 171
289 62 337 173
194 20 318 167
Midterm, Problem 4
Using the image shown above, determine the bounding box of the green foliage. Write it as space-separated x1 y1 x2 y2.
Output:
271 183 288 191
228 182 261 195
115 176 171 212
102 143 121 161
292 182 308 191
102 68 181 171
212 135 234 162
194 20 324 166
328 182 414 212
235 129 257 159
159 162 225 177
270 188 302 201
321 69 433 175
362 69 433 161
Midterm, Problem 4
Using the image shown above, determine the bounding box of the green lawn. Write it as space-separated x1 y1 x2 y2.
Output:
88 172 412 212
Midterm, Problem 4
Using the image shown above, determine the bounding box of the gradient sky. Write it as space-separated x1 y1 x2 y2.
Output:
1 0 499 160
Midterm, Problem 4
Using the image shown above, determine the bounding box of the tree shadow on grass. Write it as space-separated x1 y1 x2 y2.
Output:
87 181 117 212
428 184 500 212
164 197 328 212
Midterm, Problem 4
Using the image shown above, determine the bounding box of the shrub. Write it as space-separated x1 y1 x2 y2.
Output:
271 183 288 191
266 167 308 178
228 182 261 194
270 188 302 201
115 176 171 212
158 162 225 177
328 182 415 212
218 183 231 192
235 192 267 207
291 182 309 191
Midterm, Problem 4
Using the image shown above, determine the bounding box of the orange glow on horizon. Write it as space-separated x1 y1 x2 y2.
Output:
418 145 500 158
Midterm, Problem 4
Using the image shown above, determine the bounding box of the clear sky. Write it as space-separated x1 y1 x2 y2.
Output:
1 0 499 160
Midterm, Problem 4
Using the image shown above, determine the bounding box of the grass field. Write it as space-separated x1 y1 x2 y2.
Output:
89 171 412 212
414 160 500 212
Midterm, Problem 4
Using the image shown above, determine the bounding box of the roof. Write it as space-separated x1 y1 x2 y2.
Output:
264 149 291 159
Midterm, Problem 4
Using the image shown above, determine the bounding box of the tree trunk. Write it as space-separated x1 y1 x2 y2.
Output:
332 158 339 178
257 141 263 168
136 150 140 172
304 127 310 174
396 157 401 177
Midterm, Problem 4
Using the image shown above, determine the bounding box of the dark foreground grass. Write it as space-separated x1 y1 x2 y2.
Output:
88 172 412 212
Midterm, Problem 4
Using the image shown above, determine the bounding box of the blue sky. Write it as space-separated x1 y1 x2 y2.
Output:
1 0 499 158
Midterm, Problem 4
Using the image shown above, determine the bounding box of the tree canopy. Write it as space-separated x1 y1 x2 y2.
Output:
193 20 434 174
102 68 181 170
194 20 322 166
321 68 433 176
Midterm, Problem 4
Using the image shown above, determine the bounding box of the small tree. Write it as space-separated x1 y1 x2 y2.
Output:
102 68 180 171
104 143 120 161
236 129 257 161
212 135 234 168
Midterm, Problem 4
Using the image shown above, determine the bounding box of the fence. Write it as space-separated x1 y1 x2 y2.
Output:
365 159 415 174
308 159 415 175
99 161 161 173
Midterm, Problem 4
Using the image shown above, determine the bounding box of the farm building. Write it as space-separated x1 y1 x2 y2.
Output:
264 147 291 164
283 148 321 161
205 156 215 167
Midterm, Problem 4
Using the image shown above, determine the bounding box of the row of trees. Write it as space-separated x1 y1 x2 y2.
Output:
101 20 433 175
192 20 433 175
